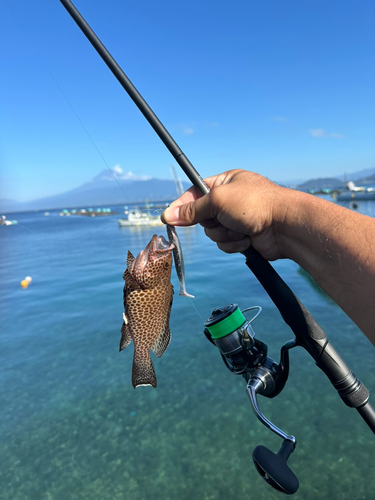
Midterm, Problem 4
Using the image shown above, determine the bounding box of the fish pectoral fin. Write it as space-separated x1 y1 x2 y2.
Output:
132 348 157 388
119 316 132 351
151 324 171 358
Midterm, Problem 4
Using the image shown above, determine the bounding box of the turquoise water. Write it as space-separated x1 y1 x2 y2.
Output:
1 201 374 500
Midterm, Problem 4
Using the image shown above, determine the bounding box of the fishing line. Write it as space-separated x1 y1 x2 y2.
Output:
188 297 205 323
3 0 139 225
6 1 202 323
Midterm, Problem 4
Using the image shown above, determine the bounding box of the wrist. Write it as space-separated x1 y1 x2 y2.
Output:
274 189 346 269
272 187 304 260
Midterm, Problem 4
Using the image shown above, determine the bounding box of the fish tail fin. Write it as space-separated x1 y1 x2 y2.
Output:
132 348 157 388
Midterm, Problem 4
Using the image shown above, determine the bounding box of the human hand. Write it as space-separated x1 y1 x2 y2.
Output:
161 169 290 260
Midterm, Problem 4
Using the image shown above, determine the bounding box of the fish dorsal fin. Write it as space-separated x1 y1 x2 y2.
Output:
122 268 142 289
127 250 135 267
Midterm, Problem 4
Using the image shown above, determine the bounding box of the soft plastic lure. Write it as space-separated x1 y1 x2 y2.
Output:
166 224 194 298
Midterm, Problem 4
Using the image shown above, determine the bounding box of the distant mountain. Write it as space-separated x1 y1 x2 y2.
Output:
296 169 375 192
339 168 375 182
278 178 306 188
0 168 191 213
296 177 345 191
0 199 20 213
354 172 375 185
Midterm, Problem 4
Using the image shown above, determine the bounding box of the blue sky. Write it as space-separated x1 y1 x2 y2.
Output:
1 0 374 202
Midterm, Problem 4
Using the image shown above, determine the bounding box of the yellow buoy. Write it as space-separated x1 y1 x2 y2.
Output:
21 279 29 289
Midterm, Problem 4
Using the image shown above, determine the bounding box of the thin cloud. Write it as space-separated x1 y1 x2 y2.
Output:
206 121 219 128
273 116 288 122
182 126 195 135
178 121 219 135
330 132 344 139
112 164 123 174
309 128 326 137
110 165 151 181
309 129 343 139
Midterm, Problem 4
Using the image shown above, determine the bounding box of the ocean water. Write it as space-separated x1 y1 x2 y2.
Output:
1 200 375 500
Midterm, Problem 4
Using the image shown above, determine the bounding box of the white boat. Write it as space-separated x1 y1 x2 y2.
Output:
117 166 182 227
335 181 375 201
0 215 18 226
117 209 164 227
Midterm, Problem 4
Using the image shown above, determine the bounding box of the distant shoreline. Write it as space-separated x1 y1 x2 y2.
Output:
0 200 173 216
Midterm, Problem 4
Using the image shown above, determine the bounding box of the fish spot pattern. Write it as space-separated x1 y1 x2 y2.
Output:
120 235 174 388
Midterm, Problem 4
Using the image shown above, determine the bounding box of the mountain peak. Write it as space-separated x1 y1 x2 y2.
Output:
92 166 152 184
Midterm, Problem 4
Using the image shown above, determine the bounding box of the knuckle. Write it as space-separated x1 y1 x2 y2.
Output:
180 202 196 224
204 226 220 242
208 186 225 210
217 242 235 254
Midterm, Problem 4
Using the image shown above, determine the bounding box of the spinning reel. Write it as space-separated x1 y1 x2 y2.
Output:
204 304 374 495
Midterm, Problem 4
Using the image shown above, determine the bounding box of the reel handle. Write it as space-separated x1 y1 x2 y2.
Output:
252 440 299 495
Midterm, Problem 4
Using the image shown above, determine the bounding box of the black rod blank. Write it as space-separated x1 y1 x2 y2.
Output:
59 0 209 196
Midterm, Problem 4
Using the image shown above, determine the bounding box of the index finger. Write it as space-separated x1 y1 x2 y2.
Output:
169 185 202 207
169 173 227 207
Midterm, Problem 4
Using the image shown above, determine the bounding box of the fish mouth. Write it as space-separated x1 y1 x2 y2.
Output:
134 235 174 273
153 234 174 253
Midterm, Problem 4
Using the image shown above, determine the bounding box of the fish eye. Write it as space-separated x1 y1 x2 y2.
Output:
164 262 169 268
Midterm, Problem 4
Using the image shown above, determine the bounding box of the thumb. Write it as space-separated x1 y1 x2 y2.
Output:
161 195 214 226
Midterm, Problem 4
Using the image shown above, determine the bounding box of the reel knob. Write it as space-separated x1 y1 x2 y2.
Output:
252 439 299 495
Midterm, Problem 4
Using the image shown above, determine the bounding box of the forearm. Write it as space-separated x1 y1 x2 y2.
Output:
277 190 375 343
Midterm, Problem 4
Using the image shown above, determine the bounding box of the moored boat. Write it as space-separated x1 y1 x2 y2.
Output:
334 181 375 201
0 215 18 226
117 209 163 227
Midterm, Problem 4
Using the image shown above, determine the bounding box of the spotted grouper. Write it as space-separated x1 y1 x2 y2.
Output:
120 235 174 388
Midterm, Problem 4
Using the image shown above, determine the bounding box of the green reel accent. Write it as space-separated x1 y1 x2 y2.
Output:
206 307 246 339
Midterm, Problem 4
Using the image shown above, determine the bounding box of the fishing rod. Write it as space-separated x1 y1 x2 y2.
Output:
59 0 375 494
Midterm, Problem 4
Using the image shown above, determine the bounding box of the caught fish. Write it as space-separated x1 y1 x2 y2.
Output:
166 224 195 298
120 235 174 388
